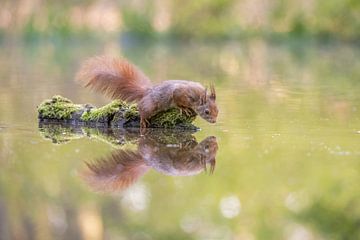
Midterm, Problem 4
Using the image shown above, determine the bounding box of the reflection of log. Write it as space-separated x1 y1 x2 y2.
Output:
38 122 196 146
37 95 198 130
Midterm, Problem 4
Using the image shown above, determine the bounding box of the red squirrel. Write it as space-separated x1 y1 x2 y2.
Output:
76 56 218 128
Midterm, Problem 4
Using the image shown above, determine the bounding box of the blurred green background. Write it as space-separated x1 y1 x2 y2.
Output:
1 0 359 41
0 1 360 240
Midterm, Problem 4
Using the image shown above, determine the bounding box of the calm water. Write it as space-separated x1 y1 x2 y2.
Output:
0 38 360 240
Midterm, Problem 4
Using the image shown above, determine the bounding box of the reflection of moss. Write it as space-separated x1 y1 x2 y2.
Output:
82 128 127 148
150 108 196 128
144 129 196 145
38 124 83 144
38 123 197 147
37 95 82 120
81 100 124 121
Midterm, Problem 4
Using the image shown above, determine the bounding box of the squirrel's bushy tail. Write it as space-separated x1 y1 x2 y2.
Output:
76 56 151 102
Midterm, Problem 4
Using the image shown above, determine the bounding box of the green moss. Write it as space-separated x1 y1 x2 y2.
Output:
124 104 139 121
150 108 196 128
81 100 125 121
37 95 82 120
38 95 197 129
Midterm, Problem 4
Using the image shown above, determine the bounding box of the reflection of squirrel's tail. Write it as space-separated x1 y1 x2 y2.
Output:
81 150 149 193
76 56 152 102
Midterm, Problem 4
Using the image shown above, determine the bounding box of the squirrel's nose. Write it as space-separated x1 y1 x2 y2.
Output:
209 119 216 123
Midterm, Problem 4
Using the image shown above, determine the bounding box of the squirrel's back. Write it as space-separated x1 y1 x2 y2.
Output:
76 56 151 102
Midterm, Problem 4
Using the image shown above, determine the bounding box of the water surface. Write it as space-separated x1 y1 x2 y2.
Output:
0 38 360 240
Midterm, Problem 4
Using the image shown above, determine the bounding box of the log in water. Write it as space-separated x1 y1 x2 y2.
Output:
37 95 198 130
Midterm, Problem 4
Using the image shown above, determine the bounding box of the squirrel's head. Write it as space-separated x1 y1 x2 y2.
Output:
195 84 218 123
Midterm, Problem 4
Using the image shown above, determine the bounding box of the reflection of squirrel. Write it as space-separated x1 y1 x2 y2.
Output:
76 56 218 128
81 135 218 193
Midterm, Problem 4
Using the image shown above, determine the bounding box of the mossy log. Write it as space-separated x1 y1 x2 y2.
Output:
37 95 198 130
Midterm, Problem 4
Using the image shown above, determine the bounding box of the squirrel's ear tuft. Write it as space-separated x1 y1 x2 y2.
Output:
210 83 216 100
201 87 207 104
204 87 208 104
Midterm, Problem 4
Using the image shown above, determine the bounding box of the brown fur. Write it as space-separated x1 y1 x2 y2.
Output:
76 56 218 128
76 56 151 102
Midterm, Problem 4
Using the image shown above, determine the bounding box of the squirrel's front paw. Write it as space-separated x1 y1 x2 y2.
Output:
180 108 194 117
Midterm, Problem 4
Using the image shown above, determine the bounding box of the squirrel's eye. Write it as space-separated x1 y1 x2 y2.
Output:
205 109 210 115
